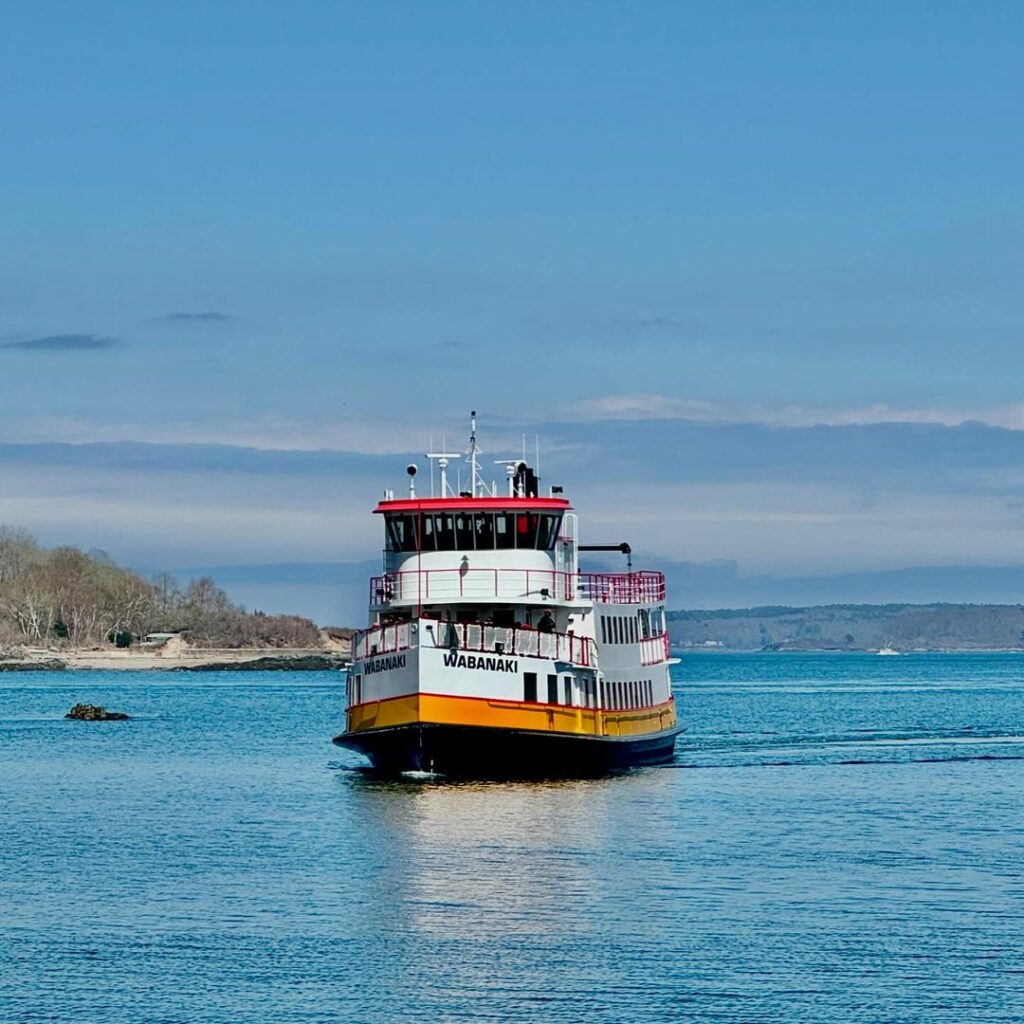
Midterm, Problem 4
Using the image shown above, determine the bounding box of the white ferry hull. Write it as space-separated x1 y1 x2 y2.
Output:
337 640 680 777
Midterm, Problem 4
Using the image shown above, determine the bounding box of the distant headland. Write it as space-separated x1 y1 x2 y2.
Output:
670 603 1024 652
0 525 352 671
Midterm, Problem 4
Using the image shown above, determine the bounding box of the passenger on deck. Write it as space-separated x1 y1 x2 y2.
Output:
443 619 460 649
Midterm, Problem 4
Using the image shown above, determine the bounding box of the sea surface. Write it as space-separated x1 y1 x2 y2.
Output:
2 653 1024 1023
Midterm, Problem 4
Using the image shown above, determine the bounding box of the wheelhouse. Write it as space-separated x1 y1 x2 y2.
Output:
380 500 568 554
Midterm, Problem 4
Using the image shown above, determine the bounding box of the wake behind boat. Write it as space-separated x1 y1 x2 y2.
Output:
332 413 681 776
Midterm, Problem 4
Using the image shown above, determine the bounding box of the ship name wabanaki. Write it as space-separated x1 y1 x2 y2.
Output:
333 412 682 775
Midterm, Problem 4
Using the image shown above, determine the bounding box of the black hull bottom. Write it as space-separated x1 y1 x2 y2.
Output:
332 722 683 778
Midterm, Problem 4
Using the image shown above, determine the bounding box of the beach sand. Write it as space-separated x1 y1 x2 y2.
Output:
1 633 351 671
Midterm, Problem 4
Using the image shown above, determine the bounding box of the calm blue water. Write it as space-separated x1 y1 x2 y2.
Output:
2 654 1024 1023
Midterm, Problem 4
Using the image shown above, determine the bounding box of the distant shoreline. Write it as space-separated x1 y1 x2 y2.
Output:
670 602 1024 653
675 646 1024 654
0 648 349 672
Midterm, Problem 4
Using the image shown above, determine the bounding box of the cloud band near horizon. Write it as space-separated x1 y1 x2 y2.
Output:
2 334 119 352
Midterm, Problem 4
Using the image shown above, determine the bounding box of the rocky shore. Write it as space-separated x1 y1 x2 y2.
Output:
174 653 348 672
0 647 349 672
0 658 67 672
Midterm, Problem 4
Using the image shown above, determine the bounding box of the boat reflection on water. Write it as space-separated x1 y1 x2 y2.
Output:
338 767 675 944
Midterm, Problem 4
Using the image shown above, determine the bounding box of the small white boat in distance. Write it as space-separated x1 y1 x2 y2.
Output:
877 643 900 656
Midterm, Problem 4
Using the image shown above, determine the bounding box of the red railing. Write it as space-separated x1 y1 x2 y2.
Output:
352 617 598 667
577 571 666 604
352 621 413 660
370 568 573 606
640 633 671 666
369 569 665 607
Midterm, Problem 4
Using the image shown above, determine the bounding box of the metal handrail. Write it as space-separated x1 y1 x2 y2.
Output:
576 570 665 604
352 617 598 667
369 568 665 607
639 633 671 665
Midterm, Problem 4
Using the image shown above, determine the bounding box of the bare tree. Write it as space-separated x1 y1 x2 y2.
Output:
0 526 42 584
3 564 56 643
46 547 102 646
99 568 157 639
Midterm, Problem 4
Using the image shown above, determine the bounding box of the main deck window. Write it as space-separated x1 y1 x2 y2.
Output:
524 672 538 703
385 511 563 552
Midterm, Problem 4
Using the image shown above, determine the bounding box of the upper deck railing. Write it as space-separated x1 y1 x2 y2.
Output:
576 571 665 604
369 569 665 608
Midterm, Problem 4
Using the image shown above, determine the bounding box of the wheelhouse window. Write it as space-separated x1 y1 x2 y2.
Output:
455 513 474 549
473 512 495 549
435 514 456 549
512 514 532 548
420 514 437 551
385 514 418 552
386 510 563 552
495 512 515 549
536 514 561 550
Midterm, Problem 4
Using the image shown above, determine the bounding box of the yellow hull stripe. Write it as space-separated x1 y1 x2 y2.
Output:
347 692 676 739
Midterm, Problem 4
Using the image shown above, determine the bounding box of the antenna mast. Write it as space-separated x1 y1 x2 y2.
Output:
467 410 481 497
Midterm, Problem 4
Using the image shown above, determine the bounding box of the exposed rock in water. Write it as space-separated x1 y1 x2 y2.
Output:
175 654 348 672
65 703 130 721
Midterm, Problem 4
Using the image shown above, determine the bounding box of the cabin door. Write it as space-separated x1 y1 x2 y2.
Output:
555 513 578 597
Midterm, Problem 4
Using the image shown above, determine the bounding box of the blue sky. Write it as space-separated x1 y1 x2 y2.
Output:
2 3 1023 620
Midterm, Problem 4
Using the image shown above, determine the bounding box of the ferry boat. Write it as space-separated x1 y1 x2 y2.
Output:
333 414 682 776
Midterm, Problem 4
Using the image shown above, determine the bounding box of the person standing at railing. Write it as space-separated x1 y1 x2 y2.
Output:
443 618 460 650
537 609 555 633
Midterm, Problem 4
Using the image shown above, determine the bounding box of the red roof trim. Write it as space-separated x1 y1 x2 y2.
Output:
374 497 572 514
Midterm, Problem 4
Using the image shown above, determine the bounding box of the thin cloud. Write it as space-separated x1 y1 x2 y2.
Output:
162 311 231 322
577 394 1024 430
579 394 722 420
2 334 119 352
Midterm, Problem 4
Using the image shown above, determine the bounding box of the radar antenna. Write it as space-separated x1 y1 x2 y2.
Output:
425 444 463 497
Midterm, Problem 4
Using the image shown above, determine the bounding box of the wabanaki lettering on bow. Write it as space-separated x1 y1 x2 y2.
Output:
442 652 519 673
362 654 407 675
